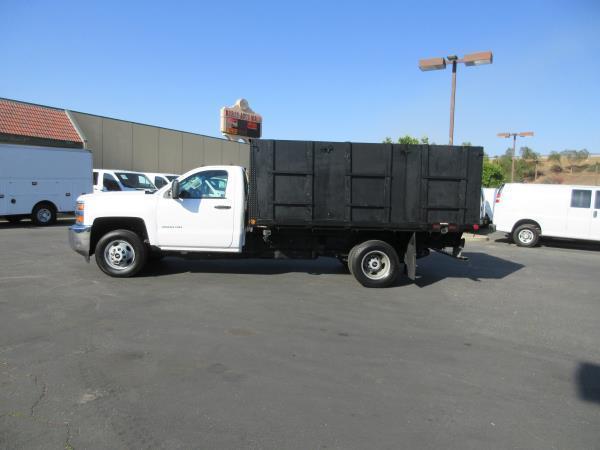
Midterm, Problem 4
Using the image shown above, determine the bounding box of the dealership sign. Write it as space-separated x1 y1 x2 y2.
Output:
220 99 262 142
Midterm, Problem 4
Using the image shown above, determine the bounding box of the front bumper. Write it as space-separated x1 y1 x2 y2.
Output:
68 224 91 261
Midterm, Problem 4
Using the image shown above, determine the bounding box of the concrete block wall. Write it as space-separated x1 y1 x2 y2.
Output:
69 111 250 174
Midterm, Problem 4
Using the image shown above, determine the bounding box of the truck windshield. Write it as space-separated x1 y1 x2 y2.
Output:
116 172 155 190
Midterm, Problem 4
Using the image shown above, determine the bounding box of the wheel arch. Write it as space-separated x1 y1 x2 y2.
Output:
511 219 542 234
31 200 57 214
90 217 149 255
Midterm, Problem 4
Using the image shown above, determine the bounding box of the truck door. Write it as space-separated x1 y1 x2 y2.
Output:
155 169 234 249
566 189 592 239
591 191 600 241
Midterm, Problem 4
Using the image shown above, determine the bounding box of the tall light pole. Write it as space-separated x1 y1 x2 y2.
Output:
497 131 534 182
419 51 493 145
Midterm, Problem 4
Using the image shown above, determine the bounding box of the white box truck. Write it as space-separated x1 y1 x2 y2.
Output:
494 183 600 246
0 143 92 225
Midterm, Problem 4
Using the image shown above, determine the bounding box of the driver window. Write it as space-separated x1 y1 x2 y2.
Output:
178 170 228 199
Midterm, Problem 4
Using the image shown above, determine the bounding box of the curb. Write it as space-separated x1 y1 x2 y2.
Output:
463 233 490 241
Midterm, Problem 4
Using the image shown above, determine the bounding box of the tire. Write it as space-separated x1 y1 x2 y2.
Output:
348 240 401 288
31 203 56 226
95 229 148 277
512 223 540 247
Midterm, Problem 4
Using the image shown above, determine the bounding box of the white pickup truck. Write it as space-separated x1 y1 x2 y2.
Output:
69 139 483 287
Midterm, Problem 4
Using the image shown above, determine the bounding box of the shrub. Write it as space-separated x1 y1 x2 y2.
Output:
550 164 563 173
542 175 564 184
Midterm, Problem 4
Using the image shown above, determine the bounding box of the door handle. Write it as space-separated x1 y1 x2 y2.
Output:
214 205 231 210
0 194 4 199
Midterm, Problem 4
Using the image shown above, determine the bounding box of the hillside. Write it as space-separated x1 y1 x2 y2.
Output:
533 155 599 186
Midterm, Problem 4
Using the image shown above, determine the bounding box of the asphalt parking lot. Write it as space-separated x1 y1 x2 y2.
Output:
1 220 599 449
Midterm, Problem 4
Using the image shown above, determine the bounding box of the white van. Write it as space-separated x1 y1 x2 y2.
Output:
0 143 92 225
494 183 600 247
93 169 156 193
481 187 497 225
143 172 179 189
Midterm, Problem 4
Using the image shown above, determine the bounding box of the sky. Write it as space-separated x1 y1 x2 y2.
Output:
1 0 599 156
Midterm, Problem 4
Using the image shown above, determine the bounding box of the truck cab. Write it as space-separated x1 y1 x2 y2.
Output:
70 166 247 267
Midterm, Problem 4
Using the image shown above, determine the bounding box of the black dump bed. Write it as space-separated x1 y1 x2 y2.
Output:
248 139 483 229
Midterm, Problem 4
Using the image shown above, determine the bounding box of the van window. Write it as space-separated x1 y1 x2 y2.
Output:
116 172 155 190
595 191 600 209
154 176 167 189
570 189 591 208
103 173 121 191
93 171 98 185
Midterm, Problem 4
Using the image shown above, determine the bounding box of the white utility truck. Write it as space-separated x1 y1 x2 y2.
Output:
494 183 600 246
93 169 156 193
69 139 483 287
0 143 92 225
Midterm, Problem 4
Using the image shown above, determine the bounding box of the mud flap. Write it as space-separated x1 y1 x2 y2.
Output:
404 232 417 281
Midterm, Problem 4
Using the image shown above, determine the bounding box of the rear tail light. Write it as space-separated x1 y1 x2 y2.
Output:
495 192 501 203
473 224 480 231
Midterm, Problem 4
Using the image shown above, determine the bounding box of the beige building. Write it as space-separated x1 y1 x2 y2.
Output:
0 98 250 174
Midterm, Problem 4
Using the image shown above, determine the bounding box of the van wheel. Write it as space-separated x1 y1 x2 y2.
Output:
95 230 147 277
31 203 56 226
512 223 540 247
349 240 400 288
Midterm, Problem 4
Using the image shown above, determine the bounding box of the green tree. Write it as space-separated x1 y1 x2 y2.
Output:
383 135 432 145
561 150 577 173
520 146 539 161
482 159 505 187
519 147 540 180
548 151 562 165
397 135 420 145
461 141 472 146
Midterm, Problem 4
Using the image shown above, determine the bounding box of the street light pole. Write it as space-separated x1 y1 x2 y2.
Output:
449 59 457 145
511 134 517 183
419 51 493 146
497 131 534 182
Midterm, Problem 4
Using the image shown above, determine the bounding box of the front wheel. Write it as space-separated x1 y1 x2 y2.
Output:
348 240 401 288
95 229 147 277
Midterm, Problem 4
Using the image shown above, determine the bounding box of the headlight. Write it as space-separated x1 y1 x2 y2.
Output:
75 201 84 224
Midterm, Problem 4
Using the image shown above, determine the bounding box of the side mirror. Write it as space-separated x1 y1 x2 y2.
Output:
171 180 180 199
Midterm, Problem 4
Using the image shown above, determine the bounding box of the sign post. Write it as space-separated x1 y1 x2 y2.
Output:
220 99 262 143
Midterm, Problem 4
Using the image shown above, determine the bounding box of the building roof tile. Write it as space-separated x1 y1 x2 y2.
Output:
0 99 83 144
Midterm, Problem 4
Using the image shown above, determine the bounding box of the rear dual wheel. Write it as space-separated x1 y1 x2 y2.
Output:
348 240 401 288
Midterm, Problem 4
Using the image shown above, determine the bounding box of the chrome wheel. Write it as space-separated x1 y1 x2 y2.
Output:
518 229 534 245
360 250 391 280
104 240 136 270
36 208 52 223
